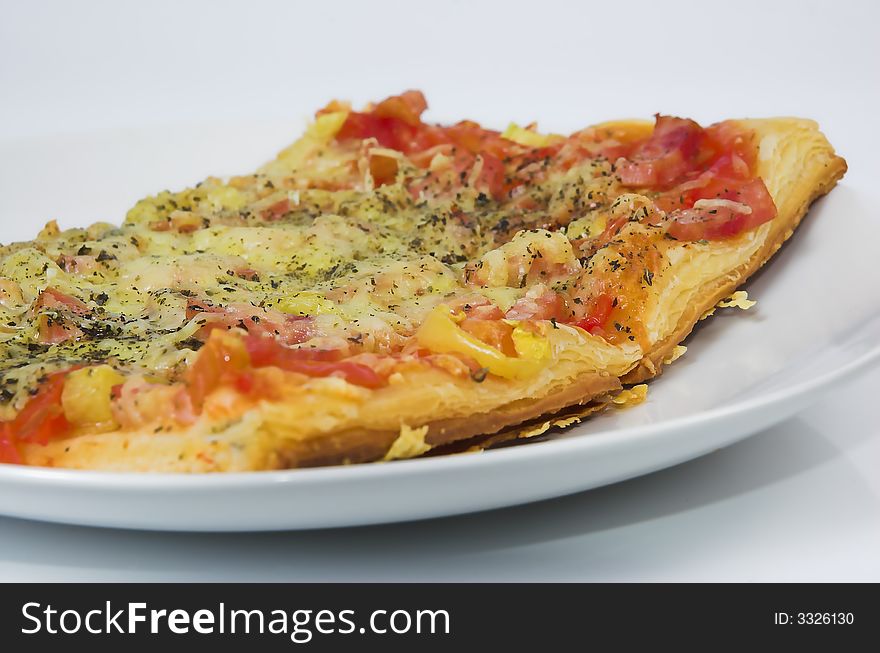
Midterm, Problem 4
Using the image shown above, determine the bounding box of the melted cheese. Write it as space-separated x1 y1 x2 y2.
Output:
383 424 431 461
0 111 770 424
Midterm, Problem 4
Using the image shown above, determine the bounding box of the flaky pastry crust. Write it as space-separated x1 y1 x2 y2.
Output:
18 118 846 471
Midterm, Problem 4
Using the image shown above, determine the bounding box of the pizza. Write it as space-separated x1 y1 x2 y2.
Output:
0 91 846 471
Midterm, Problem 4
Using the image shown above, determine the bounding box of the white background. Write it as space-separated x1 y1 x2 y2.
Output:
1 0 878 580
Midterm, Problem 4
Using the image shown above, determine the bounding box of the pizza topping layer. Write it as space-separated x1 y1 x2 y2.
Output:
0 91 779 462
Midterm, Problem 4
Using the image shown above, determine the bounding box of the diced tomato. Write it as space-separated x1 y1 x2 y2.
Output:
474 152 506 199
617 116 705 189
657 175 773 213
335 92 520 199
184 331 250 410
243 334 342 366
666 179 777 241
733 179 777 222
369 153 399 186
32 288 88 344
38 316 83 344
372 90 428 126
184 331 386 411
444 121 511 159
573 293 614 334
242 335 385 389
234 372 255 394
337 112 420 152
261 198 290 221
233 267 261 282
704 120 757 177
34 288 89 315
0 427 21 464
13 374 70 445
275 359 385 389
706 153 751 179
0 370 74 463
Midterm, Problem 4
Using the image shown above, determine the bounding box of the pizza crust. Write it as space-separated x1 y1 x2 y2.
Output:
17 118 846 472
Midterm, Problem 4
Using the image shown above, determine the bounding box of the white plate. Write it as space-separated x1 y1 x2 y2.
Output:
0 124 878 531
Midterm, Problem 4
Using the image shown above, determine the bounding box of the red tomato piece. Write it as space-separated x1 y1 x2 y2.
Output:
0 426 21 464
369 153 399 187
184 332 250 409
242 335 384 389
574 293 614 334
335 91 519 198
444 121 510 159
657 175 774 213
336 112 402 150
261 198 290 221
372 90 428 126
704 120 757 176
617 116 705 189
243 334 341 366
38 316 83 344
33 288 89 344
0 370 74 462
474 152 506 199
34 288 89 315
277 359 385 389
666 178 777 241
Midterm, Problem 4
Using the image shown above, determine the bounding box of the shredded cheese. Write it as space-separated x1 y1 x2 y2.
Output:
612 384 649 407
383 424 431 461
717 290 756 310
693 199 753 214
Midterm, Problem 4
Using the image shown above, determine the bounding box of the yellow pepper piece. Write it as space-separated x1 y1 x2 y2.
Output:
415 306 549 380
501 123 564 148
271 111 350 170
276 291 337 317
61 365 125 427
511 324 552 360
308 111 349 140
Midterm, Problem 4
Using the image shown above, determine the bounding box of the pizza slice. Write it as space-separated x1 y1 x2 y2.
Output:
0 92 846 471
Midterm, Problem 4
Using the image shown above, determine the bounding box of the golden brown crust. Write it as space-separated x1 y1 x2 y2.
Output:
429 394 616 456
278 372 620 467
17 118 846 472
21 366 622 471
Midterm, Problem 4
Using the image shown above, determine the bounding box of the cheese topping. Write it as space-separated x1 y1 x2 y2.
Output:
0 93 775 442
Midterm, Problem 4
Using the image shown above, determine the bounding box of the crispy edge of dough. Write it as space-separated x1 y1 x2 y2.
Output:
620 118 847 384
21 370 621 471
17 118 846 471
274 372 621 468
